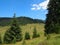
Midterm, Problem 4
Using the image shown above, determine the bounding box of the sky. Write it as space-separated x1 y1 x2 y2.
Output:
0 0 49 20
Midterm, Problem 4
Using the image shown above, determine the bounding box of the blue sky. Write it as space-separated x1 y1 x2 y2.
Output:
0 0 49 20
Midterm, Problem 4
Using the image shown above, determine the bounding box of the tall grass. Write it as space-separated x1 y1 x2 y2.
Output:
0 23 60 45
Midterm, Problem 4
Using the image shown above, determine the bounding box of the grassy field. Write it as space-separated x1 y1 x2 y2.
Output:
0 23 60 45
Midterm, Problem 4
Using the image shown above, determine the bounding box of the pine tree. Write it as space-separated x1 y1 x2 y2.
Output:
25 32 30 40
32 27 40 38
4 13 22 43
45 0 60 34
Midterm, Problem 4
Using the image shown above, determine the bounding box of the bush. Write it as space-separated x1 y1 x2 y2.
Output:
37 34 40 37
25 32 30 40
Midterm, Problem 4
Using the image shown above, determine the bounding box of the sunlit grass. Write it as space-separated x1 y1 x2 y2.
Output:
0 23 45 45
0 23 60 45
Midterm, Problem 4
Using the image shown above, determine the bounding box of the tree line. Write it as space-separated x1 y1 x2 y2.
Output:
0 16 44 26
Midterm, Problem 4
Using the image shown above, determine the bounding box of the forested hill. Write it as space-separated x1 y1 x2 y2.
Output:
0 17 44 26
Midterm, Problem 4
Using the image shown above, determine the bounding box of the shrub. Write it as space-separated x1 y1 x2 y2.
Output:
32 27 40 38
25 32 30 40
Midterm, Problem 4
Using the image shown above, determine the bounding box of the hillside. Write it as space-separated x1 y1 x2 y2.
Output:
0 23 60 45
0 17 44 26
0 23 45 45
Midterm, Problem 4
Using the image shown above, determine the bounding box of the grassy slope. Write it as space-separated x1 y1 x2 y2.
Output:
0 23 45 45
0 23 60 45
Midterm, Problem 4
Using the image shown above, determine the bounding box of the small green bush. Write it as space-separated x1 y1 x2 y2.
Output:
25 32 30 40
32 27 40 38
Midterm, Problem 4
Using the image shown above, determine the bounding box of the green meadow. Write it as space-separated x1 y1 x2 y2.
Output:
0 23 60 45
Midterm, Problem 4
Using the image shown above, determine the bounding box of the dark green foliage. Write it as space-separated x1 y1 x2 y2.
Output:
53 23 60 34
32 27 40 38
25 32 30 40
45 0 60 34
4 13 22 44
37 34 40 37
12 37 16 44
0 35 2 44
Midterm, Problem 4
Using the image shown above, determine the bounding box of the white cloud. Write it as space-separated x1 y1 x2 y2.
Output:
31 4 41 10
31 0 49 10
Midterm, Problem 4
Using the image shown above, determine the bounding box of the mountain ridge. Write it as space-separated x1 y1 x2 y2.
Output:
0 16 44 26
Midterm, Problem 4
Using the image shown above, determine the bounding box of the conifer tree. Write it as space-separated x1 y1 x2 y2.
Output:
45 0 60 34
25 32 30 40
32 27 40 38
4 13 22 43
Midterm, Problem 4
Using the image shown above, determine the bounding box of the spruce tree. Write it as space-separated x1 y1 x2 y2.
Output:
25 32 30 40
45 0 60 34
32 27 40 38
4 13 22 43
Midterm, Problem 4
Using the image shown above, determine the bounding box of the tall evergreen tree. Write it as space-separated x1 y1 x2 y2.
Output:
45 0 60 34
4 13 22 43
